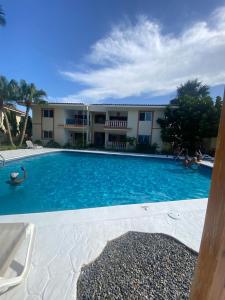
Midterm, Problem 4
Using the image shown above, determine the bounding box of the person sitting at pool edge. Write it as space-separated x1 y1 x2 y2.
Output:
195 149 203 162
8 167 27 185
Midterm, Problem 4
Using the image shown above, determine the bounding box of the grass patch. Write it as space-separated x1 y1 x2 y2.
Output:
0 145 25 151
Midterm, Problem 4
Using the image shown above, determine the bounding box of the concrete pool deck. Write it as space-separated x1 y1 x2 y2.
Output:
0 149 211 300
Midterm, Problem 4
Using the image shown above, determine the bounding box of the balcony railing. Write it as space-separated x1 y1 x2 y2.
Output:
65 118 87 126
105 120 127 128
107 141 127 151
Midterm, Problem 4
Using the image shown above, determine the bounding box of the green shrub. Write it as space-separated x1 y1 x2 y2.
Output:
34 140 43 146
0 145 17 151
63 141 88 149
46 140 61 148
160 148 173 155
136 143 158 154
63 142 73 149
126 137 136 146
73 138 87 149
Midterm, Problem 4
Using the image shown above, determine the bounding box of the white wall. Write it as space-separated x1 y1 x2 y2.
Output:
153 110 164 129
152 129 163 149
53 107 67 145
127 111 138 138
32 106 42 141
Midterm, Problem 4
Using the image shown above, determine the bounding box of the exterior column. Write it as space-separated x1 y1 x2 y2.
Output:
106 110 109 121
86 106 89 145
105 132 108 148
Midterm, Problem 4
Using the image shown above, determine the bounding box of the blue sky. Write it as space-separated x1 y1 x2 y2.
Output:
0 0 225 104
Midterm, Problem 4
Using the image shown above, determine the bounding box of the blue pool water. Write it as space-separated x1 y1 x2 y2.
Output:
0 152 211 215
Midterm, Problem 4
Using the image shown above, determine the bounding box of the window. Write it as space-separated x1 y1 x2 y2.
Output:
138 135 150 145
94 114 106 124
43 109 54 118
108 134 126 142
109 116 127 121
74 111 87 125
139 112 152 121
42 130 53 139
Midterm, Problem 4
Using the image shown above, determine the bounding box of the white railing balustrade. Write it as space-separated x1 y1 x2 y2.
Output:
105 120 127 128
107 142 127 150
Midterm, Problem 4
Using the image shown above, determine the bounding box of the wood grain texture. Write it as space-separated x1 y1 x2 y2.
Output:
190 89 225 300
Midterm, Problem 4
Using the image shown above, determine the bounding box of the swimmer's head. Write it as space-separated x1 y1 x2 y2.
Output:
10 172 19 180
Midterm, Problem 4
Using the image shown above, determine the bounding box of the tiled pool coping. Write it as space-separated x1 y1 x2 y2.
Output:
0 149 211 300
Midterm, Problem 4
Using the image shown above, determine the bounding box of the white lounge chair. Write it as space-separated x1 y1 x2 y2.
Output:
0 223 35 292
203 154 214 162
26 140 43 149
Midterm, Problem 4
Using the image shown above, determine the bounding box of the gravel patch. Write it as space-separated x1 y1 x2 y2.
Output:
77 232 198 300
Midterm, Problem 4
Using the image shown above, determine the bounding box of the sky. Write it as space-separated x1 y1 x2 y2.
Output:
0 0 225 105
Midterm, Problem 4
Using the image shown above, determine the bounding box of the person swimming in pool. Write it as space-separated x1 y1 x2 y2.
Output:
183 157 199 169
7 167 27 185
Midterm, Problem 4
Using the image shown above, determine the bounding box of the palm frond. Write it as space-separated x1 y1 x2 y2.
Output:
0 5 6 26
18 80 47 105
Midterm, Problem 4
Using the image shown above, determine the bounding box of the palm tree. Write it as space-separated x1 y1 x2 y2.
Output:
0 76 18 146
0 5 6 26
177 79 209 99
18 81 47 146
170 79 210 105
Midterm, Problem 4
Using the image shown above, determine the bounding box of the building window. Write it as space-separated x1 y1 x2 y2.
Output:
108 134 126 142
139 112 152 121
42 109 54 118
138 135 150 145
42 130 53 139
109 116 127 121
74 111 87 124
94 114 106 124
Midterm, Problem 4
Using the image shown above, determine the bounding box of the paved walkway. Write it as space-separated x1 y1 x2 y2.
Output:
0 149 209 300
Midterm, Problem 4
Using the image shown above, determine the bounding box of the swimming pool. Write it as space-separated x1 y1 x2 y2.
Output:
0 152 211 215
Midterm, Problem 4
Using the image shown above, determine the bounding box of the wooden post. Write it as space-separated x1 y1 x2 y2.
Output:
190 89 225 300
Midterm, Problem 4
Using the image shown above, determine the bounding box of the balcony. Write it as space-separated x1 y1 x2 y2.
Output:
105 120 128 129
64 118 87 128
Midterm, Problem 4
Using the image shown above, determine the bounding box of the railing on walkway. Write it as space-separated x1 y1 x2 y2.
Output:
107 142 127 151
105 120 127 128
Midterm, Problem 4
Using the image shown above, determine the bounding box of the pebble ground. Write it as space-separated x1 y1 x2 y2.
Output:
77 232 198 300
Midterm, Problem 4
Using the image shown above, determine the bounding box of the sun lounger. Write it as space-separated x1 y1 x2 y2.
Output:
0 223 35 292
26 140 43 149
203 154 214 162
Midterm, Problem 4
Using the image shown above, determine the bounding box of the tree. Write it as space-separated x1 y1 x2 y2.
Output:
0 5 6 26
18 81 46 146
170 79 210 105
3 109 18 137
158 80 222 152
0 76 19 146
19 115 32 138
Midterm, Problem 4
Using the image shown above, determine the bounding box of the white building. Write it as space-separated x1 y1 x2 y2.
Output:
32 103 166 150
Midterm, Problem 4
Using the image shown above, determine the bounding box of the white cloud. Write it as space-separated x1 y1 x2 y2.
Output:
60 7 225 103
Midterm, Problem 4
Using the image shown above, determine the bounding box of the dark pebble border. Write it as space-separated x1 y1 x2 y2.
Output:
77 232 198 300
